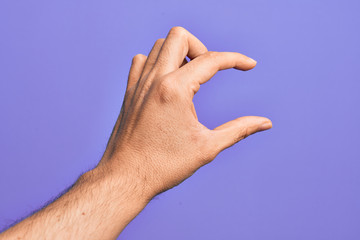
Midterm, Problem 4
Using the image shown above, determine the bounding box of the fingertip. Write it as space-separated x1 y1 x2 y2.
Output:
234 54 257 71
258 119 272 131
248 57 257 68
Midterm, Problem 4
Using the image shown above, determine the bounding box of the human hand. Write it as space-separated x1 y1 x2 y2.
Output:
98 27 272 200
0 27 272 240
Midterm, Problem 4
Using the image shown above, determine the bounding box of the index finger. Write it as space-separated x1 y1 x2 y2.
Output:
154 27 208 75
171 51 257 95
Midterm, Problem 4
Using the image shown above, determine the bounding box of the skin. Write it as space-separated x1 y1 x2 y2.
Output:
0 26 272 240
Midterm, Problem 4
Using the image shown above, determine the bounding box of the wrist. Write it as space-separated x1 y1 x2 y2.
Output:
82 160 154 207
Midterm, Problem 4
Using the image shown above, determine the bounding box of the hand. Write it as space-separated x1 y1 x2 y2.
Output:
0 26 272 240
98 26 272 200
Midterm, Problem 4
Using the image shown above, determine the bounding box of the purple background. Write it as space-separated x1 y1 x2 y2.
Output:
1 0 360 239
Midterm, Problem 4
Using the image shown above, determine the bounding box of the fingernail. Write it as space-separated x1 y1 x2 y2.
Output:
259 121 272 131
249 57 257 64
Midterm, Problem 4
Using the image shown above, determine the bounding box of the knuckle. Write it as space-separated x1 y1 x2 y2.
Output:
158 77 174 93
169 26 187 38
157 77 179 103
155 38 165 46
132 54 146 63
189 82 200 94
204 51 219 60
239 127 251 140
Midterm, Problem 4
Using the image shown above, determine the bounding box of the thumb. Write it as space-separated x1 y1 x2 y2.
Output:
211 116 272 152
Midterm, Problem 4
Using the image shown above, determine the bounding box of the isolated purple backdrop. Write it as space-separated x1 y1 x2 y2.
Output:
1 0 359 239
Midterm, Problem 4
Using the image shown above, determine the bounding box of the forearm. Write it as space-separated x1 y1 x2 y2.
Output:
0 164 150 240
